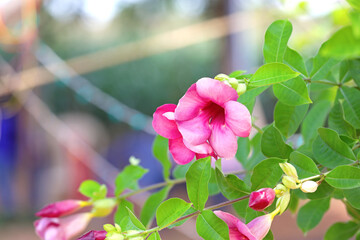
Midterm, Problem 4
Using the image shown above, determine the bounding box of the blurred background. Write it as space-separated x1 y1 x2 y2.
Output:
0 0 354 239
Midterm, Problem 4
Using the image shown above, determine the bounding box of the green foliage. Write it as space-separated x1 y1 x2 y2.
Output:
153 135 171 180
324 221 359 240
238 86 268 112
313 128 356 168
263 20 293 63
289 151 320 179
126 207 146 230
114 200 135 230
79 180 107 200
115 164 148 196
140 187 170 227
249 63 300 87
339 87 360 128
173 162 193 179
297 198 330 233
325 166 360 189
148 231 161 240
344 187 360 209
251 157 286 190
273 77 312 105
196 210 230 240
156 198 192 229
186 157 212 210
274 102 308 137
261 125 293 159
283 47 308 77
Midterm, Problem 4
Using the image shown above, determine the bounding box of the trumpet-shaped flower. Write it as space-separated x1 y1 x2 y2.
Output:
214 211 273 240
77 230 107 240
36 200 89 218
34 213 93 240
249 188 275 211
152 78 251 164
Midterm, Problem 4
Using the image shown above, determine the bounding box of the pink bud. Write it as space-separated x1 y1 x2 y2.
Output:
34 213 93 240
249 188 275 211
36 200 87 218
77 230 107 240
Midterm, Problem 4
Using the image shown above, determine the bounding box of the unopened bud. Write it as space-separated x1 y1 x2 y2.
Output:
300 181 318 193
214 73 230 82
125 230 144 240
78 230 107 240
92 199 117 217
279 163 298 179
276 191 290 215
236 83 247 95
249 188 275 211
282 176 298 189
106 232 124 240
35 199 90 218
103 224 116 233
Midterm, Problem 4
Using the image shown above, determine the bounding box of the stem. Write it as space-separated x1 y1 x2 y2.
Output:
252 123 263 134
119 178 186 199
126 195 250 239
311 80 340 87
352 143 360 151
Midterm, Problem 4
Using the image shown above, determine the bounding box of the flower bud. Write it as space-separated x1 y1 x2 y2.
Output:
78 230 107 240
106 232 124 240
276 191 290 214
92 199 117 217
274 184 287 197
36 199 90 218
282 176 298 189
300 181 318 193
214 73 230 82
125 230 144 240
249 188 275 211
279 163 298 179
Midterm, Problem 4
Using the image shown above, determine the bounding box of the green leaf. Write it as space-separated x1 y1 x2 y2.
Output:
313 128 356 169
273 77 312 106
261 125 293 159
115 165 148 196
325 166 360 189
284 47 308 77
245 207 264 223
344 187 360 209
324 221 359 240
126 207 146 230
167 207 197 229
339 87 360 129
288 193 300 213
173 162 192 179
215 166 250 218
249 63 300 87
140 187 170 227
156 198 192 228
238 86 268 112
274 101 308 137
153 135 171 180
236 137 250 166
114 199 134 225
251 157 286 190
328 100 357 138
349 59 360 87
244 132 265 170
289 151 320 179
297 198 330 233
148 231 161 240
301 100 332 143
310 53 339 81
229 70 247 78
186 157 212 210
263 20 293 63
320 26 360 59
79 180 107 199
196 210 230 240
347 0 360 11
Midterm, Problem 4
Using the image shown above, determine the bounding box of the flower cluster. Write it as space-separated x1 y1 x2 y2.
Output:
152 77 251 164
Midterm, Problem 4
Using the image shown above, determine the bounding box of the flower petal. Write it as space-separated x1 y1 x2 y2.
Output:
224 101 251 137
177 110 211 145
175 84 207 121
247 214 273 240
210 116 237 159
169 138 195 165
152 104 182 139
183 139 214 155
61 213 92 239
196 78 238 106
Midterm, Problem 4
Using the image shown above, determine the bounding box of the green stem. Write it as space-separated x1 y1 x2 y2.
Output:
126 195 250 239
252 123 263 134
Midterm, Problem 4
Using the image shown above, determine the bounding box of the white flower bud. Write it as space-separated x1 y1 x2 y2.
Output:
300 181 318 193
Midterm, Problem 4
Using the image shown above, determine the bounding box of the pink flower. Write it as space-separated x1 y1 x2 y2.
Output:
36 200 88 218
34 213 93 240
77 230 107 240
214 211 273 240
153 104 215 164
152 78 251 164
249 188 275 211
